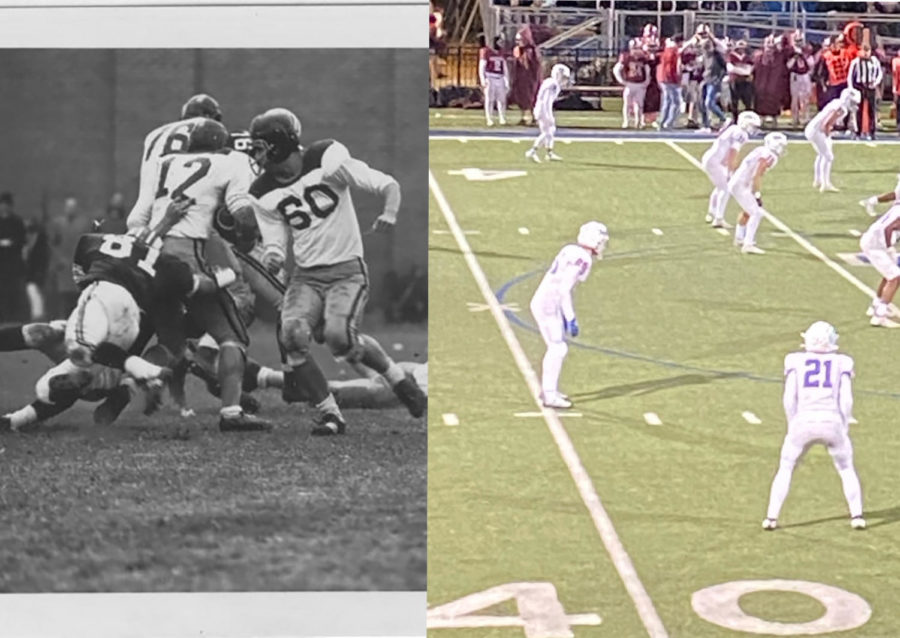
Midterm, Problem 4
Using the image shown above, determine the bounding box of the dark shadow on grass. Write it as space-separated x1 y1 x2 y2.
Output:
782 504 900 530
561 160 695 173
570 372 737 402
428 244 535 261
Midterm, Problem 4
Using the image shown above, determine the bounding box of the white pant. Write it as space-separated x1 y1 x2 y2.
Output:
702 152 731 220
530 295 564 345
65 280 141 365
623 82 647 122
780 413 853 470
484 76 507 119
804 126 833 160
860 236 900 280
532 114 556 150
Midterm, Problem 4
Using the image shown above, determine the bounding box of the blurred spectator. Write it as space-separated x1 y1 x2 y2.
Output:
48 197 92 317
680 38 704 127
753 34 791 125
0 192 28 323
24 219 49 321
100 192 128 234
641 24 662 124
788 38 814 125
849 43 883 138
696 28 729 131
892 48 900 134
728 39 755 119
658 36 683 128
429 2 446 88
510 27 541 126
812 39 831 110
614 39 651 128
822 35 850 105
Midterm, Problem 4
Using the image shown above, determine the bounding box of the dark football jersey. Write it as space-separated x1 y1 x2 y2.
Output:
74 233 195 310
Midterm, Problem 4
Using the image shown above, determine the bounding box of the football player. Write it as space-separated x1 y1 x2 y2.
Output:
701 110 760 227
529 222 608 409
763 321 865 531
525 64 570 163
858 173 900 217
729 131 786 255
613 39 651 129
249 107 427 435
1 198 237 431
139 117 271 432
859 200 900 327
479 35 509 127
804 87 860 192
127 93 223 227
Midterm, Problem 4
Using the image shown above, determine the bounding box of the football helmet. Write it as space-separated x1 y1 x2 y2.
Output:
181 93 222 121
577 221 609 258
186 118 228 153
737 110 761 134
249 107 302 166
551 63 571 85
764 131 788 156
840 87 862 107
801 321 839 353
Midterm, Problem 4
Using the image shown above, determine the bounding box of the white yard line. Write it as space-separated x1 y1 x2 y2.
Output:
665 140 886 306
430 170 669 638
643 412 663 426
742 411 762 425
443 413 460 426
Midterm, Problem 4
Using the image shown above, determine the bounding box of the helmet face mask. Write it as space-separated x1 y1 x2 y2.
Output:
249 108 302 169
737 110 761 134
764 132 788 157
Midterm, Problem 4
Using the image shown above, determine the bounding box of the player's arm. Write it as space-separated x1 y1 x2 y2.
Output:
724 146 739 172
782 365 798 422
822 109 844 136
478 54 487 86
248 190 289 273
324 143 401 233
752 156 773 196
882 216 900 247
558 258 586 334
613 58 626 85
838 372 854 426
127 132 162 230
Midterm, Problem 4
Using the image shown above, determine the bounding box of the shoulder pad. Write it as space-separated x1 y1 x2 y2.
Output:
301 139 347 178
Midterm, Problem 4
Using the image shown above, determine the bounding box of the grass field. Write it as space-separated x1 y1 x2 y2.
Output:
0 321 426 592
429 132 900 636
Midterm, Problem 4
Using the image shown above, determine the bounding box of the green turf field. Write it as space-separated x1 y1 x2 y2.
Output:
429 134 900 636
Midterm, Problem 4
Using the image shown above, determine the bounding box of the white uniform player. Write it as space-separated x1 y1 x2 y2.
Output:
729 131 786 254
530 221 608 409
525 64 570 163
701 111 760 226
763 321 865 531
479 42 509 127
859 203 900 326
804 88 860 192
859 173 900 217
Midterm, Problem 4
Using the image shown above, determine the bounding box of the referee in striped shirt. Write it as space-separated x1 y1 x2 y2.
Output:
848 44 883 139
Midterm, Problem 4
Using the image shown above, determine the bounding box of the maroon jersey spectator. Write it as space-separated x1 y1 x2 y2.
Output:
753 36 791 118
618 50 649 83
510 26 541 125
728 41 754 118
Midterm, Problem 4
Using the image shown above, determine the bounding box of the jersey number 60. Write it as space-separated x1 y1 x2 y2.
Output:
276 185 339 231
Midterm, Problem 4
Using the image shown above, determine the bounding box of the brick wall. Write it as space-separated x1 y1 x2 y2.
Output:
0 49 426 298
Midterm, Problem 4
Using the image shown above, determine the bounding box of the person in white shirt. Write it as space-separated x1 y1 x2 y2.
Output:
804 87 860 192
859 201 900 327
701 110 760 227
478 35 509 127
529 221 608 409
729 131 786 254
525 64 570 163
763 321 865 531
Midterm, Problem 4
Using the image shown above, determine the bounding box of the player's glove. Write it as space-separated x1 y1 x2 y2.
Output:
371 211 397 234
564 317 579 338
754 191 762 206
212 267 237 289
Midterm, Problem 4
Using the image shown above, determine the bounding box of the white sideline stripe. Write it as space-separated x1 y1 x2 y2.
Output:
665 141 896 312
742 411 762 425
515 411 583 418
615 140 624 145
443 413 460 426
431 134 900 146
430 170 669 638
643 412 663 426
651 228 664 236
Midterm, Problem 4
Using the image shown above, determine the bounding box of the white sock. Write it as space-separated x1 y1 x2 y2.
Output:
735 224 747 242
813 155 823 184
542 349 565 396
766 464 794 519
713 188 728 220
197 333 218 350
708 189 718 216
8 405 38 430
383 362 406 386
220 405 242 418
838 467 863 518
875 300 889 317
823 158 833 185
316 393 343 419
743 212 763 246
257 366 281 389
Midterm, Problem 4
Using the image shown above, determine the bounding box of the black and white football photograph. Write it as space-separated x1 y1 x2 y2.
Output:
0 44 426 596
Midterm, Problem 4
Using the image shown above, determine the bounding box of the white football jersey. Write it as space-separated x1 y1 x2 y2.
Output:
148 150 254 239
531 243 594 320
862 203 900 249
808 99 847 134
730 146 778 189
251 140 396 269
533 78 561 119
705 124 749 166
784 351 854 416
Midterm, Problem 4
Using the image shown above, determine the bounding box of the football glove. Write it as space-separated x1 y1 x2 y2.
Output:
754 191 762 206
564 317 579 338
212 267 237 289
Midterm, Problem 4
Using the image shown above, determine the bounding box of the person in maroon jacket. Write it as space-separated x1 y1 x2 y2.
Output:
658 36 683 128
614 38 651 128
509 26 541 126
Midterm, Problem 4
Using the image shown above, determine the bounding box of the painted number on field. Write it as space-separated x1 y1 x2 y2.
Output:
427 581 602 638
448 168 528 182
692 579 871 635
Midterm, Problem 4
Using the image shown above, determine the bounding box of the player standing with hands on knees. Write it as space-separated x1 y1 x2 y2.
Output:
701 110 760 228
530 222 608 409
804 87 860 192
729 131 786 255
525 64 570 163
859 199 900 327
763 321 865 531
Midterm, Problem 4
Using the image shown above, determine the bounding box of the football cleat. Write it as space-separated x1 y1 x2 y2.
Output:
762 518 777 530
93 385 132 426
393 375 427 418
499 116 507 125
542 392 573 409
486 119 494 127
219 412 274 432
547 151 563 161
870 315 900 328
741 245 766 255
850 516 867 530
311 412 346 436
711 219 732 229
860 198 877 217
525 148 541 163
820 183 840 193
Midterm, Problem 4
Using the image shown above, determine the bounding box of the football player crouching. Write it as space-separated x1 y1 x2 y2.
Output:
0 198 238 432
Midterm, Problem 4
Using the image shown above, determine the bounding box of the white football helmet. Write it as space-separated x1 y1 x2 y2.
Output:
764 131 788 157
801 321 839 353
840 87 862 108
551 63 571 85
577 221 609 258
737 110 761 134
